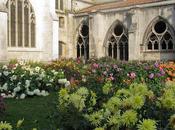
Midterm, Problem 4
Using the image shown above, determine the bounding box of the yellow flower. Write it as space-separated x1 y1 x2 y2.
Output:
16 118 24 128
0 121 12 130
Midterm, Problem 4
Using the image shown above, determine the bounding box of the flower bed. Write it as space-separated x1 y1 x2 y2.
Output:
56 81 175 130
1 58 175 129
0 61 69 99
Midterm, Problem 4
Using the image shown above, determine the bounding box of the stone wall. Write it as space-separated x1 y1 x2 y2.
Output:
0 11 7 62
73 1 175 61
0 0 59 62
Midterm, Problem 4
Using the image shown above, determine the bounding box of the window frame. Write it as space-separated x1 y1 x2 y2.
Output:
144 19 175 52
7 0 36 49
55 0 64 12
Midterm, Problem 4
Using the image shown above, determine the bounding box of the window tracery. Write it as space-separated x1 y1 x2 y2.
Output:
77 23 89 60
107 23 128 61
146 20 174 51
7 0 36 48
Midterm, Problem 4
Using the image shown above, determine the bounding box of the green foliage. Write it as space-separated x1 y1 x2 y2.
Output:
137 119 157 130
169 114 175 129
94 127 105 130
57 87 91 130
159 81 175 109
116 83 149 110
0 121 12 130
121 110 138 127
102 81 112 95
56 83 158 130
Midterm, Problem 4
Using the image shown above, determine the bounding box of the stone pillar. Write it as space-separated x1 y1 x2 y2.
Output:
50 0 59 60
52 18 59 59
0 8 8 62
89 14 96 58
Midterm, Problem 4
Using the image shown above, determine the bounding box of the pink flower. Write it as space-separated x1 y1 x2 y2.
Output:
128 72 136 79
113 64 118 69
149 73 154 79
92 63 99 69
154 62 159 68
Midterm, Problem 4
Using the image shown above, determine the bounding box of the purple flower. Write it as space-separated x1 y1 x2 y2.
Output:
149 73 154 79
154 62 159 68
160 68 165 75
156 73 161 77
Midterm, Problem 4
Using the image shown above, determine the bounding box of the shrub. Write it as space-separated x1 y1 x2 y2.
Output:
56 83 161 129
0 61 69 99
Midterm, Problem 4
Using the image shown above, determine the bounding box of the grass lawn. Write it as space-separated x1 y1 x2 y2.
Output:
1 92 58 130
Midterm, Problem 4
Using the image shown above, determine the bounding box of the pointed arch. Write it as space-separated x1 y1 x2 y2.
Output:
75 17 89 60
143 16 175 51
104 20 128 61
7 0 36 48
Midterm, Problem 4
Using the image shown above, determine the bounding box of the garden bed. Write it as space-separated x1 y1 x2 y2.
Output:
1 58 175 130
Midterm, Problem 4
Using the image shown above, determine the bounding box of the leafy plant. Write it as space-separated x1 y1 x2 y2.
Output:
137 119 157 130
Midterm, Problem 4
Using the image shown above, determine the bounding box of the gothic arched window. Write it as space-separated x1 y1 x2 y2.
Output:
77 22 89 60
145 19 174 51
107 23 128 61
7 0 36 48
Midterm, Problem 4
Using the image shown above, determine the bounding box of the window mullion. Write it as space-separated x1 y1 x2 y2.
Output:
15 0 18 47
22 0 24 47
80 45 82 57
8 1 11 47
112 44 114 58
117 43 120 60
123 43 126 60
29 5 31 47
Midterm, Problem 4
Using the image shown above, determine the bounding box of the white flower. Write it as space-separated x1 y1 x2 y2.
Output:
2 65 8 70
46 83 52 87
19 60 25 66
30 70 34 75
17 82 21 87
26 91 34 96
65 81 70 87
20 94 26 99
14 86 21 92
39 72 45 78
58 79 67 84
10 75 17 81
35 66 40 73
54 72 58 75
3 71 9 76
1 93 6 97
40 90 49 96
49 79 54 82
5 93 15 98
34 89 40 95
25 80 31 88
1 83 8 91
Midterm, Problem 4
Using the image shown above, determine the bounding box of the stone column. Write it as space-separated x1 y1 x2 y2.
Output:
0 5 8 62
89 14 96 58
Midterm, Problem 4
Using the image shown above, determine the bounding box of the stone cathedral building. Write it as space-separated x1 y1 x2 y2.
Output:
0 0 175 62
